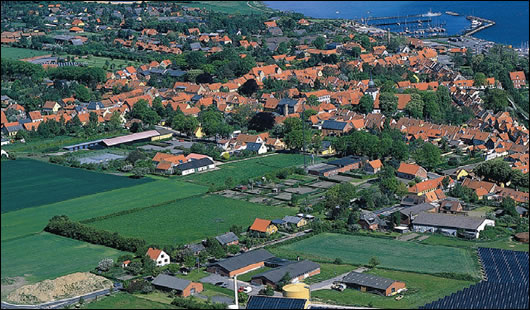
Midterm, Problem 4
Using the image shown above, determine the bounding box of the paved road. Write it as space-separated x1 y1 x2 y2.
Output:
1 283 122 309
199 274 268 297
309 267 368 291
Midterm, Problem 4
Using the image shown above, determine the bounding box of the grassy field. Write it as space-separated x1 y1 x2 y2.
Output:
1 46 50 60
182 1 273 14
69 55 142 70
2 180 207 241
81 292 178 309
182 153 308 188
1 159 153 213
87 194 295 245
312 269 476 309
270 233 479 277
418 234 529 252
1 232 127 283
303 263 358 285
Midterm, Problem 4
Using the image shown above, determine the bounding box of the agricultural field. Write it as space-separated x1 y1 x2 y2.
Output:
81 292 179 309
86 194 295 245
182 1 273 14
312 269 476 309
1 232 127 284
2 180 207 241
1 159 153 213
418 234 529 252
0 46 50 60
182 153 309 188
270 233 479 277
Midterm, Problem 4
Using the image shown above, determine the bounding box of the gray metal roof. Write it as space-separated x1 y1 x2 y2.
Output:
151 274 191 291
307 163 338 174
176 157 214 171
400 203 437 217
215 232 239 245
327 155 362 167
342 271 397 290
412 213 487 230
246 142 265 152
252 260 320 284
278 98 298 107
322 120 348 131
282 216 303 224
209 249 274 273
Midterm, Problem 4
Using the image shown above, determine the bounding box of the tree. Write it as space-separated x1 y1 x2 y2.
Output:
126 150 146 164
313 36 326 50
238 79 258 97
172 113 199 137
500 197 518 217
285 129 304 150
484 88 508 112
206 237 226 259
358 94 374 114
379 92 398 117
306 95 319 106
405 93 424 118
474 72 487 86
196 72 213 84
98 258 114 272
474 160 515 185
248 112 275 132
413 142 441 170
368 256 380 268
74 84 92 102
130 99 160 126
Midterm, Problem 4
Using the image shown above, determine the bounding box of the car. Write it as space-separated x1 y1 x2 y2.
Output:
215 281 225 287
239 286 252 293
331 282 346 292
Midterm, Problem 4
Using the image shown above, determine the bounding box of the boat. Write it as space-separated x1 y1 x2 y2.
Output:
336 11 340 14
445 11 459 16
422 9 442 17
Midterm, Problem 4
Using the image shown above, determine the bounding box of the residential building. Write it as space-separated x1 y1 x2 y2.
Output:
215 232 239 247
146 247 170 267
412 212 495 238
250 218 278 236
250 260 320 288
397 162 428 180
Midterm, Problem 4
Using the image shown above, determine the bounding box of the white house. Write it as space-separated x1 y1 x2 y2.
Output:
176 158 215 176
412 212 495 239
147 247 170 267
245 142 268 154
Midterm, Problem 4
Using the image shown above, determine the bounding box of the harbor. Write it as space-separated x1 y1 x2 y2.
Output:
464 15 496 36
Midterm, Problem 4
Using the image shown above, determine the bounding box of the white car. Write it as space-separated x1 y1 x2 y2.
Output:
243 286 253 293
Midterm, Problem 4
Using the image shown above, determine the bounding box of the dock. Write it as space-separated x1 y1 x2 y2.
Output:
464 15 495 36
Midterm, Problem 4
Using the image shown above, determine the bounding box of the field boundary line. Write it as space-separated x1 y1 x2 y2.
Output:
80 192 208 224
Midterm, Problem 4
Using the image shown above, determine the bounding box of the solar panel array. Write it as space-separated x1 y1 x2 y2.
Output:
246 296 307 309
421 248 529 309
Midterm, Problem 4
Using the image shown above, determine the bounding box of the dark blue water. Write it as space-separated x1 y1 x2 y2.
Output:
264 1 529 46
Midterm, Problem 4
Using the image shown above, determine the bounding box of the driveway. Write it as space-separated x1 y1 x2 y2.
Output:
309 267 368 291
199 274 264 296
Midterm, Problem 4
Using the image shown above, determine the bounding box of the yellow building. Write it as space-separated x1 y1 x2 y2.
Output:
194 127 205 138
319 141 336 156
454 169 469 181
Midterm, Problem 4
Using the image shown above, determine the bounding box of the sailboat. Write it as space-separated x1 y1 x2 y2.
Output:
422 9 442 17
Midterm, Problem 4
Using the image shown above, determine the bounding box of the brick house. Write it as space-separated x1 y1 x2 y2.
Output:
151 274 203 297
397 162 428 180
206 249 274 277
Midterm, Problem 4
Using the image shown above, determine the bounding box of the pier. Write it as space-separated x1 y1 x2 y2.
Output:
464 15 495 36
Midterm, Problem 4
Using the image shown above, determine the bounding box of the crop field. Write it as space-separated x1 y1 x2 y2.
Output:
270 233 479 277
1 47 50 60
2 180 207 242
182 153 308 188
1 159 152 213
312 269 476 309
87 194 295 245
81 292 178 309
1 232 127 283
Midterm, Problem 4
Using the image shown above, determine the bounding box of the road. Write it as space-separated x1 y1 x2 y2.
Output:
1 283 122 309
248 231 307 251
309 267 368 291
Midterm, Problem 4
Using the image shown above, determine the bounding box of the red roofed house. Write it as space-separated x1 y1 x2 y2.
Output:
69 27 84 33
397 162 428 180
509 71 526 89
249 218 277 236
395 94 411 111
146 247 170 267
28 111 43 122
365 159 383 174
42 101 61 114
264 21 277 28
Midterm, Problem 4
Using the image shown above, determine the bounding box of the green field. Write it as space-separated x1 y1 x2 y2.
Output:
270 233 479 277
68 55 142 70
182 154 308 188
81 292 178 309
419 234 529 252
1 232 127 283
312 269 475 309
2 180 207 241
182 1 273 14
1 46 50 60
302 263 357 285
87 194 295 245
1 159 153 213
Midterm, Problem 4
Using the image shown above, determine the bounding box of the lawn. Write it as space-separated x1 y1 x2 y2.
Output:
270 233 479 277
418 234 529 252
182 153 309 188
2 180 207 241
1 46 50 60
1 159 153 213
1 232 127 284
237 267 273 282
312 269 476 309
70 55 142 70
87 194 295 245
81 292 178 309
303 263 357 285
182 1 273 14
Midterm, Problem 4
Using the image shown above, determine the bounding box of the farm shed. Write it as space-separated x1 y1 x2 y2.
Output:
250 260 320 288
151 274 203 297
206 249 274 277
101 130 160 147
412 212 495 238
341 271 406 296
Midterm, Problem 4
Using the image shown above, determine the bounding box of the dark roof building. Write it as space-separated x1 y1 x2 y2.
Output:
322 120 348 131
207 249 274 277
341 271 406 296
251 260 320 288
215 232 239 246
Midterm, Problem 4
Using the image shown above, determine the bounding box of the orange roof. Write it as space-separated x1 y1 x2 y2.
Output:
509 71 525 81
368 159 382 169
146 247 162 260
156 161 173 170
395 94 411 110
152 152 187 164
264 21 277 28
69 27 83 32
250 218 271 233
398 162 422 176
23 121 41 131
475 187 489 197
1 111 7 125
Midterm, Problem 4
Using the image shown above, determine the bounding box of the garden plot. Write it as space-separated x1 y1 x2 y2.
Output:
282 179 300 186
326 175 355 183
308 181 336 189
78 153 126 164
274 192 292 201
283 186 316 195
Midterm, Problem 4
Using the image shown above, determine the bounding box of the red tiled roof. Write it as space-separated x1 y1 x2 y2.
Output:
250 218 271 233
146 247 162 260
